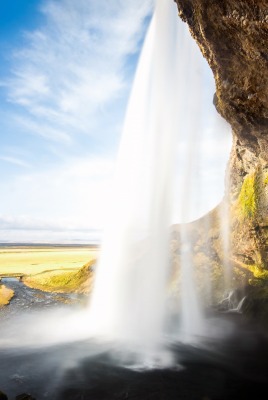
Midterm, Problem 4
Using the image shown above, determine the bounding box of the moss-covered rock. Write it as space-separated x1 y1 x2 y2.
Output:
238 173 258 219
173 0 268 323
171 196 268 308
230 164 268 269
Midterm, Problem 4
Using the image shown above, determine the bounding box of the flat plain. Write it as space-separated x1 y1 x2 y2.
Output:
0 245 99 276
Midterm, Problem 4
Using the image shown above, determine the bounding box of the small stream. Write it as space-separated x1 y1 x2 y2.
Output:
0 278 81 320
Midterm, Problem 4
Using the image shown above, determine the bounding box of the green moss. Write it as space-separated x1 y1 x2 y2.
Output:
238 173 258 218
248 264 268 280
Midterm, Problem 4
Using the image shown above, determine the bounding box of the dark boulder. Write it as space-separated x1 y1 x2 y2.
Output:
0 391 8 400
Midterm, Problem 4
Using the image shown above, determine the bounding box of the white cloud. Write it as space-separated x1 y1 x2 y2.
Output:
0 0 155 242
0 0 233 243
4 0 153 142
0 155 30 168
0 229 101 244
0 156 115 233
14 115 72 144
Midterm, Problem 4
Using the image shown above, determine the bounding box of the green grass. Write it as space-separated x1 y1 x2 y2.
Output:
23 260 96 293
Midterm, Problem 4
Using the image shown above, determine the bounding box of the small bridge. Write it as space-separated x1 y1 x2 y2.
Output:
0 274 24 282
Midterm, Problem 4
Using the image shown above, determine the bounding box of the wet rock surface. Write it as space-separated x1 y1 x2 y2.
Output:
175 0 268 155
174 0 268 307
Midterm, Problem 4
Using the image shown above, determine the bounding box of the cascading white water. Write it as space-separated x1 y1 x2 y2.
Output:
88 0 230 351
179 228 204 340
219 194 232 293
173 23 206 340
88 0 181 351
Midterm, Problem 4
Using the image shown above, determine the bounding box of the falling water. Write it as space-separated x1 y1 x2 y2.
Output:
88 0 229 352
174 23 206 340
89 0 181 351
219 184 233 294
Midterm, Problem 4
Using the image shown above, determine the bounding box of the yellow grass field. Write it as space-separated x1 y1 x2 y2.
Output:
0 246 99 277
0 285 14 306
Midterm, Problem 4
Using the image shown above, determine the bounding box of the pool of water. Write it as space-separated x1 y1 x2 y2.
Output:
0 311 267 399
0 280 268 400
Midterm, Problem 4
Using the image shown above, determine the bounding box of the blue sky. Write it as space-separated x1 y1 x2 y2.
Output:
0 0 231 243
0 0 155 243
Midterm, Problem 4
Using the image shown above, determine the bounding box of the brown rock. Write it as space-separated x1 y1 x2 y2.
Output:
175 0 268 158
174 0 268 277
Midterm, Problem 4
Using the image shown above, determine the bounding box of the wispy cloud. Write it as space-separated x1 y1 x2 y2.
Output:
0 155 30 168
0 156 115 231
14 115 72 144
0 0 155 241
3 0 153 143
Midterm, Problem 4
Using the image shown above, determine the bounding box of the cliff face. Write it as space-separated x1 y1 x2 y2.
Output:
175 0 268 157
175 0 268 276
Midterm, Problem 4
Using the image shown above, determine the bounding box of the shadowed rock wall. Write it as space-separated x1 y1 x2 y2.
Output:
174 0 268 275
175 0 268 157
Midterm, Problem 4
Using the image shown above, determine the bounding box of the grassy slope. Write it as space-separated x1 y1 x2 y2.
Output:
0 285 14 306
0 246 99 296
23 260 96 294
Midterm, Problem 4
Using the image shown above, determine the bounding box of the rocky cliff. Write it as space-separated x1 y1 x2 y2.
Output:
174 0 268 314
175 0 268 154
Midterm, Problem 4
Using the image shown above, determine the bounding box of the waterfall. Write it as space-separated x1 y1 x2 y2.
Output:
88 0 180 350
88 0 229 352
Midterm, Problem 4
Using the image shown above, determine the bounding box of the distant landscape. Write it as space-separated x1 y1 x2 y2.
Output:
0 244 99 306
0 243 98 274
